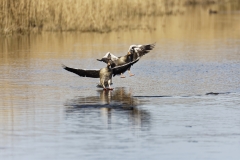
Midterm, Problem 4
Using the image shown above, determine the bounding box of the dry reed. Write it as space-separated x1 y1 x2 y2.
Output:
0 0 225 35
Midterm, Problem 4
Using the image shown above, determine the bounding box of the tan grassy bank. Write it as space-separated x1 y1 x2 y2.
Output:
0 0 226 34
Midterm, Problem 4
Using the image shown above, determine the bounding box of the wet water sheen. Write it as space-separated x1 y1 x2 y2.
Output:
1 5 240 160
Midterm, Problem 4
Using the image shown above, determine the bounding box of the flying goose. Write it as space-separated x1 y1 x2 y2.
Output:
97 43 155 78
62 54 140 90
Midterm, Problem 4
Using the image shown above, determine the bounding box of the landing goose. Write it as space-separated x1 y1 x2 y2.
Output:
97 43 155 78
63 54 140 90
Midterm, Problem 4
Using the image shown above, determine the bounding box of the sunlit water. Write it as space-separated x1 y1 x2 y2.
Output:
1 5 240 160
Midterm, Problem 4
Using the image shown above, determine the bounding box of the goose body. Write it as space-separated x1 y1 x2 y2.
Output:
99 66 112 88
63 54 140 89
97 43 155 78
114 55 132 66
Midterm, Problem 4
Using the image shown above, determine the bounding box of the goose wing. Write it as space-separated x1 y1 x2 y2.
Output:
97 52 119 63
130 43 155 59
112 57 140 76
62 65 100 78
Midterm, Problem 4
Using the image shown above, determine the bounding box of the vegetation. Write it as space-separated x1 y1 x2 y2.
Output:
0 0 227 34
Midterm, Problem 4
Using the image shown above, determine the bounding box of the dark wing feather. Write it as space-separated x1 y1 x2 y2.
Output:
143 43 155 51
62 64 100 78
112 58 140 76
133 43 155 60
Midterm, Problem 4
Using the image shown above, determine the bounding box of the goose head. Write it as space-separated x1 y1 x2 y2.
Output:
106 53 114 68
128 46 135 55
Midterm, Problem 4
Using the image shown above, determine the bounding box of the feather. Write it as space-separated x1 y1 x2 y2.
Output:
131 43 156 59
112 57 140 76
97 52 118 62
96 43 155 76
62 64 100 78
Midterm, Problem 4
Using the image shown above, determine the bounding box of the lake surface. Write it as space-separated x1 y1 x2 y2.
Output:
0 5 240 160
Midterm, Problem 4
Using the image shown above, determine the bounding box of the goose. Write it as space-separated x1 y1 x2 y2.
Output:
62 54 140 90
97 43 155 78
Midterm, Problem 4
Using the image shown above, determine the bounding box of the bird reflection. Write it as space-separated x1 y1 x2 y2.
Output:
65 87 151 130
65 87 138 109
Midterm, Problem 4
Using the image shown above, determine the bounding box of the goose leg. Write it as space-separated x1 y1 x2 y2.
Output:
128 70 135 77
108 79 113 90
120 73 126 78
103 84 107 90
101 80 107 90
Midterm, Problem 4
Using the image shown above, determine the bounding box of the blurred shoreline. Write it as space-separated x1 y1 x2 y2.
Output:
0 0 238 35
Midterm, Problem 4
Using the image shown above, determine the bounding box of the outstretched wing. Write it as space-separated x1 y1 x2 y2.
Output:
112 57 140 76
129 43 155 60
97 52 119 63
62 64 100 78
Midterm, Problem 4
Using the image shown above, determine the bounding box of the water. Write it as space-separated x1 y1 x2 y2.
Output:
1 5 240 160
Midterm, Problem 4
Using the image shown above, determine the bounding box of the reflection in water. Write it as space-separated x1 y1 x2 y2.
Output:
66 87 138 108
65 88 151 130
